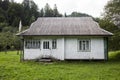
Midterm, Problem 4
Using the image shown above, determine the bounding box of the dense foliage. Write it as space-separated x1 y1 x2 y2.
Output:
104 0 120 28
100 0 120 50
0 0 40 26
96 18 120 51
68 12 91 17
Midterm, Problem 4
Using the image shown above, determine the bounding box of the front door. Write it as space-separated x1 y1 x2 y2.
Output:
42 40 51 57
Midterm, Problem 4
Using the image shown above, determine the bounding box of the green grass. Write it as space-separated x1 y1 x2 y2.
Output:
0 51 120 80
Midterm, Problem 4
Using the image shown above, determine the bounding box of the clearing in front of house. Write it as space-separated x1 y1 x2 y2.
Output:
0 51 120 80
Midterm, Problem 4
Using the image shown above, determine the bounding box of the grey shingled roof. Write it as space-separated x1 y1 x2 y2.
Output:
17 17 113 36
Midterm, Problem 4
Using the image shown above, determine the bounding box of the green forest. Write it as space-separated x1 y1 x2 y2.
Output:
0 0 120 51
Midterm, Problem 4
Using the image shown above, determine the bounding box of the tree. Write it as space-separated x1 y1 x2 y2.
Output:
68 12 92 17
22 0 30 26
64 13 67 17
1 0 10 10
44 3 54 17
22 0 39 25
22 0 29 8
0 8 6 22
29 15 35 24
7 3 23 26
40 8 44 17
0 22 8 32
43 3 62 17
97 18 120 51
104 0 120 28
0 32 14 53
13 35 21 54
53 4 58 17
53 4 62 17
29 0 39 21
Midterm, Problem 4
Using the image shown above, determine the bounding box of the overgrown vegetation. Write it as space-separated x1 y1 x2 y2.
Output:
0 51 120 80
96 18 120 51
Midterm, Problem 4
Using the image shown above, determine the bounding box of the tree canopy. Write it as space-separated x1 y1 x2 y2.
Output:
0 0 40 27
68 12 92 17
99 0 120 50
104 0 120 28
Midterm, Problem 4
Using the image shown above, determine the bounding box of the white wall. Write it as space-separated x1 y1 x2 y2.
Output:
24 49 42 60
24 36 105 60
24 37 64 60
50 38 64 60
65 37 105 60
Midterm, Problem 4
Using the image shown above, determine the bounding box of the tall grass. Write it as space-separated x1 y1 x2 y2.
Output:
0 51 120 80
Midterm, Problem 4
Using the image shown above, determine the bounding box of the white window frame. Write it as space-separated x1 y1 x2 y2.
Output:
52 39 57 49
78 39 91 52
25 40 41 49
43 41 50 49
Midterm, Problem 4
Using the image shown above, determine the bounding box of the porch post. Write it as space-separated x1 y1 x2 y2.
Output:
104 37 108 60
20 37 24 62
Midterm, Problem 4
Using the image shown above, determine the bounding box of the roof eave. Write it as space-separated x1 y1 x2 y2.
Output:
16 29 29 36
19 34 113 37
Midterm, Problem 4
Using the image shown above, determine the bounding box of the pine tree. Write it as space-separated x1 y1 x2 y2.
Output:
44 3 53 17
53 4 59 17
40 8 44 17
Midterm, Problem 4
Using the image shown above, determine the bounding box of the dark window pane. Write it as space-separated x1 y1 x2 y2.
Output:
48 42 49 49
86 41 89 50
52 40 57 49
78 40 90 51
43 41 49 49
79 41 82 50
83 41 86 50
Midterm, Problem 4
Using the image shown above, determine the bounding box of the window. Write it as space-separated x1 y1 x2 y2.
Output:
43 41 49 49
78 39 91 51
25 40 41 49
52 40 57 49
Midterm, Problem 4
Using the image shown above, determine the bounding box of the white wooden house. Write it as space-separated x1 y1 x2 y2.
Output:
17 17 113 60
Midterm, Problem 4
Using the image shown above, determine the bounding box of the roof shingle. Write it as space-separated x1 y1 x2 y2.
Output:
17 17 113 36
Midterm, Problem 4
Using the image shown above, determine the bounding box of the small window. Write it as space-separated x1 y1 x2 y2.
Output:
25 40 41 49
43 41 49 49
52 40 57 49
78 39 90 52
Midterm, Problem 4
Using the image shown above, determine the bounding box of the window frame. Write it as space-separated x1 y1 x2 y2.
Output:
52 39 57 49
25 40 41 49
43 41 50 49
78 39 91 52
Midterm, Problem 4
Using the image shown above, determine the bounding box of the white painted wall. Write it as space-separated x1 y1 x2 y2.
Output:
24 36 105 60
50 38 64 60
24 37 64 60
65 37 105 59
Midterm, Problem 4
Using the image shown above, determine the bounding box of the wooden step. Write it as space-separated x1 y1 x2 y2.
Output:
39 59 52 62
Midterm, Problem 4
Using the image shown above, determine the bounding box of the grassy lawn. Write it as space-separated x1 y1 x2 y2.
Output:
0 51 120 80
